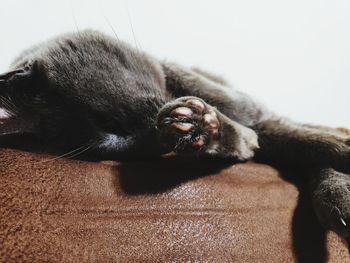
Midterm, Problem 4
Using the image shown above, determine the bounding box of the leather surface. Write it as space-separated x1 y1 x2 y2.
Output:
0 149 349 262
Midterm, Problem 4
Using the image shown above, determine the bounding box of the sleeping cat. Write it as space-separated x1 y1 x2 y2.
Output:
1 30 350 248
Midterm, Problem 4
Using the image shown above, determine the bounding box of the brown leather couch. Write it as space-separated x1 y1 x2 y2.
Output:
1 148 349 262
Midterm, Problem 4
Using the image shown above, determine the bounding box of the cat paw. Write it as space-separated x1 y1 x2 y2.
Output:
156 97 220 154
156 96 259 160
311 169 350 247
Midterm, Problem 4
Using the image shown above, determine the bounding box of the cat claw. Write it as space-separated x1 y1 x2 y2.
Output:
311 168 350 247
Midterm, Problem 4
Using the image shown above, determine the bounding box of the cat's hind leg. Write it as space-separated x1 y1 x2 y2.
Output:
156 96 259 160
253 119 350 173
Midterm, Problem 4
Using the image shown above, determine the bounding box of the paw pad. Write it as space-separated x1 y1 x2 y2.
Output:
170 122 194 132
170 107 193 117
185 99 205 112
158 97 220 153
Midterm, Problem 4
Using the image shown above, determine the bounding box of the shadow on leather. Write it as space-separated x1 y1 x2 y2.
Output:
279 168 329 263
116 155 234 194
292 190 328 263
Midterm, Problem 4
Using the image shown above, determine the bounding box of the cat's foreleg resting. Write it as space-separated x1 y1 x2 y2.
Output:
156 96 259 160
311 168 350 247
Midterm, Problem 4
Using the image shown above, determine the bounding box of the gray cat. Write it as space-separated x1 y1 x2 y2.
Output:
0 30 349 248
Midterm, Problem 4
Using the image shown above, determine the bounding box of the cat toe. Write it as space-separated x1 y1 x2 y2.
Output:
204 112 220 134
171 122 194 132
170 107 193 117
185 99 206 112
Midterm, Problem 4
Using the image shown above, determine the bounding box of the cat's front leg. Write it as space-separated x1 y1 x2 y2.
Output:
253 119 350 247
156 96 259 160
311 168 350 248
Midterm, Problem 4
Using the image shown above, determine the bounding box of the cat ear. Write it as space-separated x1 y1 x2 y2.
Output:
0 61 37 106
0 61 37 90
0 62 38 135
0 68 28 81
0 69 22 119
0 70 17 121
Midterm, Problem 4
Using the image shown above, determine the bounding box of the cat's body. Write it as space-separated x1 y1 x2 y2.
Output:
7 31 270 158
1 30 350 250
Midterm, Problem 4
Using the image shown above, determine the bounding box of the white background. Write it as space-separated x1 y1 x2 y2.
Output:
0 0 349 127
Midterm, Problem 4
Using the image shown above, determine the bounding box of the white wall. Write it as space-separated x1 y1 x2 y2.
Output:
0 0 349 127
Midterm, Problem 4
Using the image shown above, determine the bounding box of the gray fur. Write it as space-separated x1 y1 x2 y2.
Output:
0 30 350 248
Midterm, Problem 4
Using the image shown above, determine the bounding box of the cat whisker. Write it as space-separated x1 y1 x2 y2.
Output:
124 5 142 51
103 4 151 89
70 0 80 33
0 96 16 114
103 15 121 42
32 141 97 166
102 12 147 86
61 141 98 160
